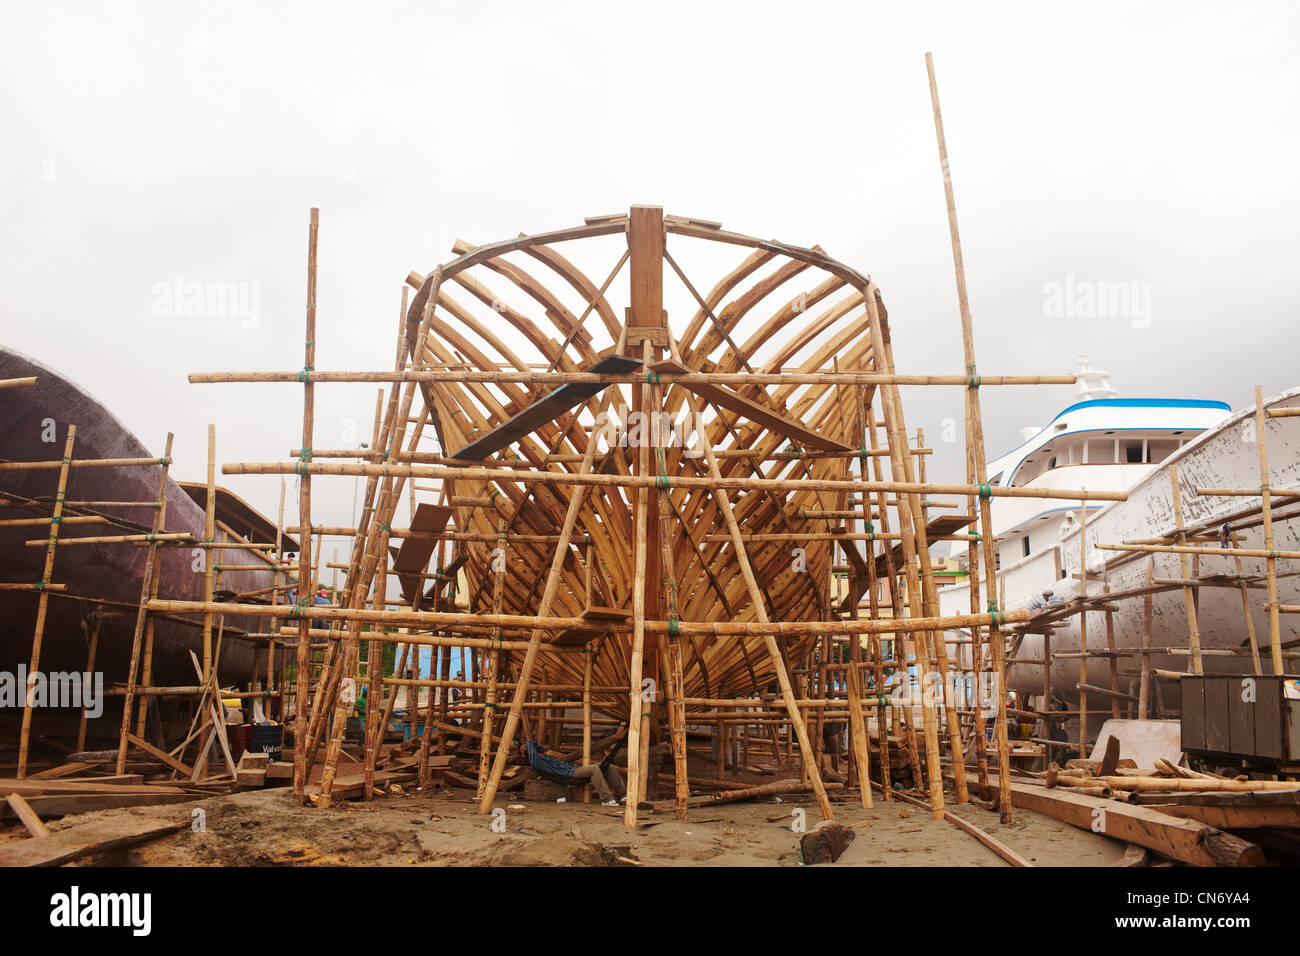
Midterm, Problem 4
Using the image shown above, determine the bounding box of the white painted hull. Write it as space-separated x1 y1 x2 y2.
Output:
939 387 1300 701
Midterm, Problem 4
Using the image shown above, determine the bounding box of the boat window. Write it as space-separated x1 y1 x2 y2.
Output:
1147 439 1178 462
1022 537 1031 558
1087 439 1114 464
1125 442 1144 464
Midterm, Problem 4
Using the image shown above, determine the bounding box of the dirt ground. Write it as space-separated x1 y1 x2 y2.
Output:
7 784 1129 866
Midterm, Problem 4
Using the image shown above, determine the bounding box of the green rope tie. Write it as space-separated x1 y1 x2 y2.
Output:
987 602 1005 627
655 475 671 490
668 614 680 636
978 484 992 499
33 582 46 591
160 456 173 466
484 702 498 711
489 489 501 504
145 532 157 543
56 492 65 502
647 371 660 384
966 365 981 389
296 448 314 475
297 366 314 382
863 522 873 534
49 516 61 525
62 456 72 464
380 522 391 532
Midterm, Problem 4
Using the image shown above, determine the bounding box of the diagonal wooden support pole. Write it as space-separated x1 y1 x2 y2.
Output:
18 424 76 778
476 391 614 813
684 387 835 821
115 432 175 774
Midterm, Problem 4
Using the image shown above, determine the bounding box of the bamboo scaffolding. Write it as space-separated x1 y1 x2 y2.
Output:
18 425 76 777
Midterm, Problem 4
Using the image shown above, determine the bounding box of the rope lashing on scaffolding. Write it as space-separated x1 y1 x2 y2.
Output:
785 444 803 459
987 601 1006 627
489 489 501 505
668 614 680 636
655 474 671 489
289 597 313 620
297 365 314 382
966 365 981 389
646 370 660 385
978 484 993 499
49 515 61 526
295 448 314 475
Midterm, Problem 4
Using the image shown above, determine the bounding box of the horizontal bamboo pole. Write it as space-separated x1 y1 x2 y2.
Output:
192 369 1077 387
0 582 69 592
0 376 38 389
1265 407 1300 418
63 500 162 509
146 598 1025 638
0 456 171 473
26 532 193 547
227 461 1128 503
1054 773 1300 793
1197 486 1300 497
1100 542 1300 560
0 515 106 528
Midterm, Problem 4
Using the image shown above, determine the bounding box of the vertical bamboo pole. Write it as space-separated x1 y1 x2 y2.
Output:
134 470 172 738
292 207 319 805
624 339 654 824
18 424 76 777
1078 504 1089 759
360 537 388 800
925 51 1010 821
115 432 176 774
1256 387 1283 675
76 609 102 752
1168 465 1204 674
477 518 506 798
864 289 945 816
1138 556 1153 718
581 641 593 804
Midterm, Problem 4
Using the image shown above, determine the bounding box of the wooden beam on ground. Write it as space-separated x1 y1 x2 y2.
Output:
971 773 1264 866
0 816 188 867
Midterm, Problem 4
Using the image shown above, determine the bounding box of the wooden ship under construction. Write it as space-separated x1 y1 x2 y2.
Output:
4 58 1298 868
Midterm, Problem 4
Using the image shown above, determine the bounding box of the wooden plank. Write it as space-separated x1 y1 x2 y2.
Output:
392 502 453 601
28 762 95 780
5 793 51 837
450 355 642 460
1 791 198 820
651 358 850 453
1205 678 1230 753
125 733 194 777
973 773 1264 866
0 816 188 867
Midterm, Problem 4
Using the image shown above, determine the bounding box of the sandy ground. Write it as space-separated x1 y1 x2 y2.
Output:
6 784 1129 866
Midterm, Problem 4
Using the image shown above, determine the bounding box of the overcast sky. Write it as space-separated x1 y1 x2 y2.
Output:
3 1 1298 549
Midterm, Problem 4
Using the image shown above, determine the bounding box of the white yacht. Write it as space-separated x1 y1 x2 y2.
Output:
938 356 1300 701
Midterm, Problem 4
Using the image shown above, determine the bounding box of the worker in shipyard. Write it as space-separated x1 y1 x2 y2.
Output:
518 734 627 806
